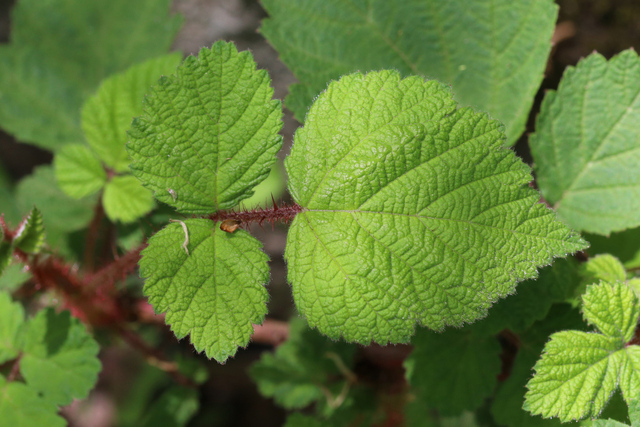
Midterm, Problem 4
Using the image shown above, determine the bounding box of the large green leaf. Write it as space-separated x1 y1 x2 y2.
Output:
525 282 640 422
531 50 640 235
0 0 182 151
20 309 101 406
83 53 183 172
128 41 283 214
285 70 586 343
139 219 270 362
261 0 557 146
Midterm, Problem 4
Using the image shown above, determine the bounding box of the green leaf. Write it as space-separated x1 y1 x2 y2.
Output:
0 376 66 427
238 162 286 209
54 144 106 198
405 327 501 416
83 53 183 172
139 219 269 362
20 309 101 406
140 386 199 427
581 254 627 286
250 318 356 409
285 414 324 427
531 50 640 235
261 0 557 146
0 292 25 364
13 208 45 254
102 175 155 223
128 41 283 214
285 70 587 343
0 0 182 151
524 283 640 421
0 264 31 292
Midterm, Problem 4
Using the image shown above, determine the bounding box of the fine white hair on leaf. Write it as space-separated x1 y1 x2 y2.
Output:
169 219 189 255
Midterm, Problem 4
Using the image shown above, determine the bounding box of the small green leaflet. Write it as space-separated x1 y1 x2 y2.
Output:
531 50 640 235
103 175 155 223
285 70 587 343
261 0 557 146
0 292 25 364
13 207 45 255
525 282 640 422
139 219 270 362
581 254 627 285
128 41 283 214
54 144 106 198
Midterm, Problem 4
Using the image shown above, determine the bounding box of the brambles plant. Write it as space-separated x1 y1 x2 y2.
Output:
0 0 639 426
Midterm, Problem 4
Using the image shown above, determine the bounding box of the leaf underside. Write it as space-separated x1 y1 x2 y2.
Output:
285 70 587 344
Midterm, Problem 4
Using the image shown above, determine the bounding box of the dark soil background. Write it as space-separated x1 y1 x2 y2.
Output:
0 1 639 426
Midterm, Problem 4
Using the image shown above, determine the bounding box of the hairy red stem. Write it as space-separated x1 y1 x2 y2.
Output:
208 201 302 228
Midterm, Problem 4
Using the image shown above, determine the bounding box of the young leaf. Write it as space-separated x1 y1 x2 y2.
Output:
405 327 501 416
102 175 155 223
139 219 269 362
531 50 640 235
249 318 356 409
128 41 283 214
0 0 182 151
13 207 45 255
54 144 106 198
285 70 587 343
582 254 627 286
0 376 66 427
83 53 183 172
20 309 101 406
261 0 557 146
0 292 25 364
525 283 640 421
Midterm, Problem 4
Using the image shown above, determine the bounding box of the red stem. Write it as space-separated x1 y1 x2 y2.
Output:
208 201 302 228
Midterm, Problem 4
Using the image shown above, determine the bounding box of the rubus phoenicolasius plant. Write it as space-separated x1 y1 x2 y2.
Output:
1 0 640 425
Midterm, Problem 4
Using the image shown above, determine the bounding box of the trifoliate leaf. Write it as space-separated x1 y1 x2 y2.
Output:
285 70 587 343
0 376 65 427
103 175 155 223
405 327 501 417
531 50 640 235
128 41 283 214
249 318 356 409
587 228 640 270
83 53 182 172
0 0 181 151
20 309 101 406
525 283 640 421
54 144 106 198
582 255 627 286
13 208 45 254
140 386 199 427
0 264 31 292
261 0 557 146
139 219 269 362
0 292 25 364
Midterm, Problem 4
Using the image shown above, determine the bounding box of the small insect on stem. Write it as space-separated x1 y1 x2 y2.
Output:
167 188 177 201
169 219 189 255
220 219 241 233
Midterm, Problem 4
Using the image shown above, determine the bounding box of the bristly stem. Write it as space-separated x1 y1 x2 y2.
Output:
207 199 303 228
